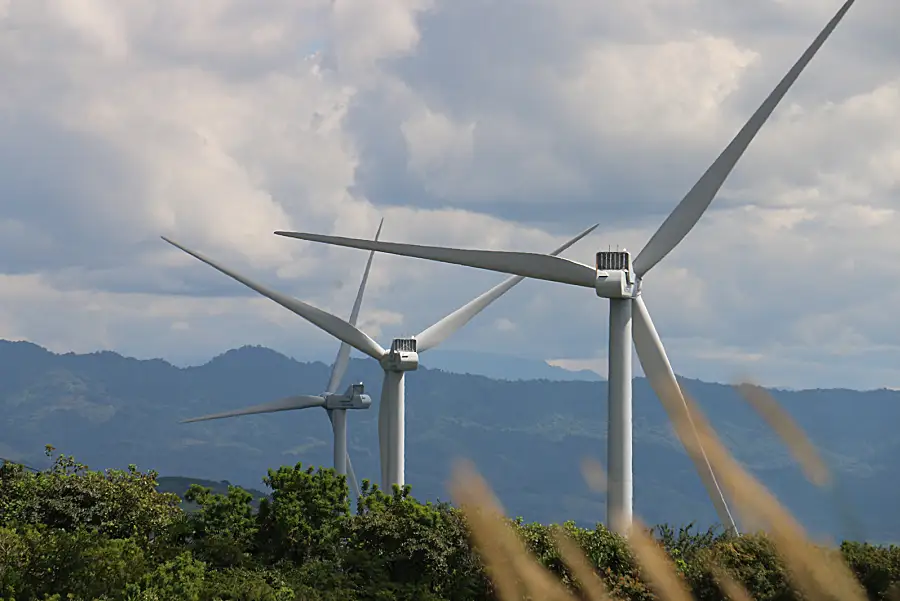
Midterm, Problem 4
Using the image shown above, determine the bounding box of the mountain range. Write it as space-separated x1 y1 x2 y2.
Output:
1 339 897 543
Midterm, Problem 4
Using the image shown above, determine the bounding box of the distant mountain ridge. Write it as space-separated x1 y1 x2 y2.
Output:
171 346 604 383
1 339 897 543
419 349 604 382
156 476 268 512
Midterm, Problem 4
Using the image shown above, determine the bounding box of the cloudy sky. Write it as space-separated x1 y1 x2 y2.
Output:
0 0 897 390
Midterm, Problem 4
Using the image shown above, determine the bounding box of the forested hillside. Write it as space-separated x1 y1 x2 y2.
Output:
1 340 898 541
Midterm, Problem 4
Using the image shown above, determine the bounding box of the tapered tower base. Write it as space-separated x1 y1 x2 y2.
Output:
607 297 634 535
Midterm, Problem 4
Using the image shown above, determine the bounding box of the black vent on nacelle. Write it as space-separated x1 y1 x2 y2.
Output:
596 251 630 271
391 338 417 353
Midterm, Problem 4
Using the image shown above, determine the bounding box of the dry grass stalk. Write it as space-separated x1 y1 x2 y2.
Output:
551 527 612 601
665 387 865 601
708 563 755 601
581 457 608 494
735 381 831 487
447 379 872 601
450 459 573 601
626 515 694 601
736 379 852 545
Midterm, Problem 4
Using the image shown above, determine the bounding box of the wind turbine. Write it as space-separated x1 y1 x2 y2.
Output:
272 0 856 535
163 221 599 491
173 220 384 499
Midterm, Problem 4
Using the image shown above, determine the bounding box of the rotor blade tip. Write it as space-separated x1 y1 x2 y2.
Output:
161 236 184 250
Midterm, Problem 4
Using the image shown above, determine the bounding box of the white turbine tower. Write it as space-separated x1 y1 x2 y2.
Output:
163 221 599 491
272 0 856 535
173 220 385 499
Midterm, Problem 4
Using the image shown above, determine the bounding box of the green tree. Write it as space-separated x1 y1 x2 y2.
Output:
0 525 149 600
344 480 488 600
685 533 796 601
126 552 207 601
255 463 350 563
182 483 260 568
841 541 900 601
0 445 181 541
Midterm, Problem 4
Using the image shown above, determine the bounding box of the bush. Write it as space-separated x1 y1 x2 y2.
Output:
841 541 900 601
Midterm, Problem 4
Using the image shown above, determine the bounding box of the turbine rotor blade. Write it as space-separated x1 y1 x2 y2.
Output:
161 236 386 360
346 453 362 500
633 0 856 277
327 408 361 499
274 232 598 288
631 295 739 535
327 218 384 393
0 456 40 472
181 395 326 423
415 223 599 352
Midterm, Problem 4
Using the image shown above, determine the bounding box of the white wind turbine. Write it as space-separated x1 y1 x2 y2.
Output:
171 219 384 499
164 221 599 491
272 0 857 534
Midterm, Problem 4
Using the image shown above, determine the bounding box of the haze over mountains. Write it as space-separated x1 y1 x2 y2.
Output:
1 339 897 543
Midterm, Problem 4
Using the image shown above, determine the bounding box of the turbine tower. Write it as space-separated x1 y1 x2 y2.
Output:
272 0 856 535
163 222 599 490
176 219 384 499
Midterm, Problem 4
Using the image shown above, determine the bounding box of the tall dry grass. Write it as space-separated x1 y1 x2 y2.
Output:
448 383 874 601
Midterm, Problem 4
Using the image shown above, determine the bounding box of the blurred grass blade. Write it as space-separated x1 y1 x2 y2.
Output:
736 381 831 487
737 379 866 542
552 526 612 601
627 516 695 601
671 388 866 601
709 564 755 601
450 459 573 600
581 457 608 493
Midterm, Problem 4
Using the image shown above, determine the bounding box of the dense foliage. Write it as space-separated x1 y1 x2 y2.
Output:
1 448 898 601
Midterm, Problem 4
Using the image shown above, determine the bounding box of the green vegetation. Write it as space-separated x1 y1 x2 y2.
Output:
156 476 268 512
1 447 898 601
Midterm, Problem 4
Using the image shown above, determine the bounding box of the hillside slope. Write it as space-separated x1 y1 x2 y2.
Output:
1 340 897 541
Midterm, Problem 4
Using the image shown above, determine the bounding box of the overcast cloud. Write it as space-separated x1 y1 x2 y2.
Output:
0 0 898 390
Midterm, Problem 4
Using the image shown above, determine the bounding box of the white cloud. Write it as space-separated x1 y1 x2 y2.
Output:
401 107 475 195
559 35 759 141
0 0 897 390
493 318 517 334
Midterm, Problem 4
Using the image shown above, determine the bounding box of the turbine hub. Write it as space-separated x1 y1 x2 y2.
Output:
380 337 419 372
594 250 636 299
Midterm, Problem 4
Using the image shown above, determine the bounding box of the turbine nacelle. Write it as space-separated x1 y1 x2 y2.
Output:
594 250 636 299
380 337 419 372
324 382 372 410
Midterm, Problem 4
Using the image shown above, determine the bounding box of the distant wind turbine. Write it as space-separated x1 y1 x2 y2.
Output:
175 219 384 499
271 0 857 534
163 222 598 491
